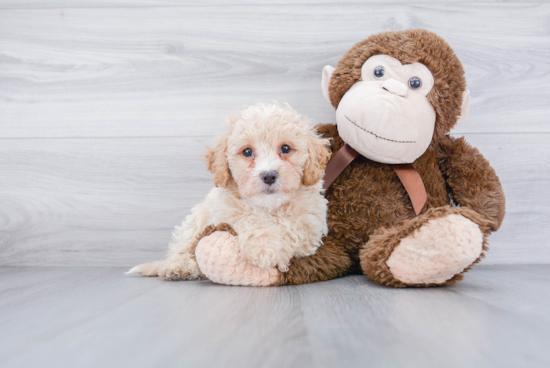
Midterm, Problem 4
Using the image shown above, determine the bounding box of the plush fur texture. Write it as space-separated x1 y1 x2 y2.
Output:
127 103 331 280
328 29 467 146
386 214 483 285
365 206 491 287
195 224 279 286
332 54 438 164
276 30 505 287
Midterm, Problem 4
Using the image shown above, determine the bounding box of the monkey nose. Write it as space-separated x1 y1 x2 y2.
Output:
260 171 278 185
382 78 408 97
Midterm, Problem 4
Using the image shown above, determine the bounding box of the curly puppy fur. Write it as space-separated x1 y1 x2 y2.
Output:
278 30 506 287
128 103 331 280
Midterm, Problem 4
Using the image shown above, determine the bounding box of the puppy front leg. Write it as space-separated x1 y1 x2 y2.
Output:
242 212 327 272
239 228 291 272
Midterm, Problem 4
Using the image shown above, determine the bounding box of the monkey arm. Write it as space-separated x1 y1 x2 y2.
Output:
194 227 351 286
437 135 506 231
277 235 353 285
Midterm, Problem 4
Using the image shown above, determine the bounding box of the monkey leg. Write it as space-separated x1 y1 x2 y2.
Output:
360 206 493 287
195 224 279 286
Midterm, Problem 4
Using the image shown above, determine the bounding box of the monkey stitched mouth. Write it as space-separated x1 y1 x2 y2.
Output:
345 116 416 144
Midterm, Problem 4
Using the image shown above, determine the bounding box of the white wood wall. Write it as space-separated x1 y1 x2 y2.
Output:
1 1 549 266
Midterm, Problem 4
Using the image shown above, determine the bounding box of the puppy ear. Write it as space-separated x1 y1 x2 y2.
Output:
302 132 331 186
204 136 231 188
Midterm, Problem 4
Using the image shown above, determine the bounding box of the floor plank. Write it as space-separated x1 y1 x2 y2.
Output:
0 265 548 368
452 264 550 322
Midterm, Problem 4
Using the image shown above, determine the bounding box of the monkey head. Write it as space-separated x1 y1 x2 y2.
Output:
321 29 471 164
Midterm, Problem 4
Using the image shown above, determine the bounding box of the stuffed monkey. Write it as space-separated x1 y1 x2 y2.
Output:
196 29 506 287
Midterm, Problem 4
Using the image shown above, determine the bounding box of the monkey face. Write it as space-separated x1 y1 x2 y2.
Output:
334 55 436 164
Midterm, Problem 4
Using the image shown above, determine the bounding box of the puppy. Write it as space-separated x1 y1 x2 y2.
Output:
128 103 331 280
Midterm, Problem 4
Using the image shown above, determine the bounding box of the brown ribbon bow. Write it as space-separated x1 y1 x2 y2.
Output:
322 143 427 215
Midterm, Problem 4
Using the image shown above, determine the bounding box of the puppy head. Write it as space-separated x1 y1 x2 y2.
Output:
204 102 330 208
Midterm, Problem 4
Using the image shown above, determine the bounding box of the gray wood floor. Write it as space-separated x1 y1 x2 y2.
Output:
0 265 549 368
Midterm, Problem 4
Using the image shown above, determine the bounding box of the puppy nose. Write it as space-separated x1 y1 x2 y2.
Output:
260 171 278 185
382 78 408 97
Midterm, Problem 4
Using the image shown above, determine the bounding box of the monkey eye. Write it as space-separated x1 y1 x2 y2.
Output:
281 145 292 154
242 148 254 157
374 66 385 79
408 77 422 90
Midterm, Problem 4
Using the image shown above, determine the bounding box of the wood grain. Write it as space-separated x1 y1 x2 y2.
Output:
1 3 549 267
0 0 536 9
0 133 548 266
0 136 215 266
452 264 550 322
0 266 549 368
1 3 549 139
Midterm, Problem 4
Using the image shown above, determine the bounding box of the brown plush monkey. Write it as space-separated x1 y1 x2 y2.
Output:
197 29 506 287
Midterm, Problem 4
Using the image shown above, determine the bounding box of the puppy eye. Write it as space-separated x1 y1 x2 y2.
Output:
374 66 385 79
408 77 422 90
281 145 292 154
242 148 253 157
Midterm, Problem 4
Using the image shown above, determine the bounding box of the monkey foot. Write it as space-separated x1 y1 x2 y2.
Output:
361 206 490 287
386 214 483 284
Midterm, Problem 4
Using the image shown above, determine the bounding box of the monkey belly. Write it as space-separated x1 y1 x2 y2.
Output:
325 151 450 271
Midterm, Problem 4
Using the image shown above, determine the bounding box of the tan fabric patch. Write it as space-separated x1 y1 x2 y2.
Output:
386 214 483 284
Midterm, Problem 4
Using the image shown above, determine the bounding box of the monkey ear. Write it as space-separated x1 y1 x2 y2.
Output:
456 89 471 126
302 133 331 187
321 65 336 104
203 137 231 188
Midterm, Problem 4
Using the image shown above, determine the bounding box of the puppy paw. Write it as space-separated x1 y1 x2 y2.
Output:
243 246 280 270
242 241 292 273
157 254 204 281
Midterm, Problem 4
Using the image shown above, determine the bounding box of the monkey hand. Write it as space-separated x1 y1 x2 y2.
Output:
195 224 279 286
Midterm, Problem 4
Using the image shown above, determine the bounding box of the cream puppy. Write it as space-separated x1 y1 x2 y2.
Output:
128 103 331 281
